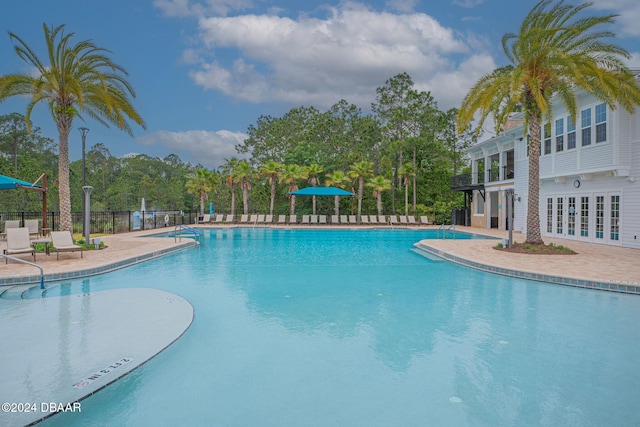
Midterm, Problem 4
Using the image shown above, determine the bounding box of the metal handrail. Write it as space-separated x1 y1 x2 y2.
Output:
174 225 201 242
0 254 45 289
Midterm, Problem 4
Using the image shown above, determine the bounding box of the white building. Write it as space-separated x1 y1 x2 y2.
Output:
454 81 640 249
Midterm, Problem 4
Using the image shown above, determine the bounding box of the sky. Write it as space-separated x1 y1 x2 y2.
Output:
1 0 639 169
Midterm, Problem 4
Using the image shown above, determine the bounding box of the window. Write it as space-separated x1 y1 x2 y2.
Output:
475 190 484 214
547 198 553 233
596 196 604 239
581 108 591 146
611 195 620 240
567 116 576 149
581 196 589 237
568 197 576 236
556 197 563 234
595 103 607 143
555 118 564 152
544 123 552 155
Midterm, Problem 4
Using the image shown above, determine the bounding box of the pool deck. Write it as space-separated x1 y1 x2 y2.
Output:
1 225 639 425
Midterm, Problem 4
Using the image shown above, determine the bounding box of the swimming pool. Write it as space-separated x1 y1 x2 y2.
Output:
34 228 640 426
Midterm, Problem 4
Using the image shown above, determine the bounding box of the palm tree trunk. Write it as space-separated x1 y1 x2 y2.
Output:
357 178 364 223
242 186 249 215
334 195 339 216
200 193 205 215
526 114 544 244
57 126 73 232
290 195 296 216
404 184 409 217
231 189 236 216
377 193 382 216
312 195 317 215
269 179 276 215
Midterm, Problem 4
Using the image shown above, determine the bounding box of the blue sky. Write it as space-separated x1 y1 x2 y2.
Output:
1 0 639 168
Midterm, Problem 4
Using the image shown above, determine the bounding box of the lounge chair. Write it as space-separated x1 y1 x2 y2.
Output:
201 214 211 223
349 215 357 224
277 215 286 224
240 214 249 223
4 227 36 263
310 215 318 224
50 231 83 260
302 215 310 224
257 214 265 223
407 216 417 225
420 216 431 225
265 215 273 223
0 219 20 240
25 219 41 238
361 215 369 224
249 214 258 223
225 214 235 223
215 214 224 223
319 215 327 224
340 215 348 224
399 216 408 224
378 215 386 224
369 215 378 224
388 215 398 224
289 215 297 224
331 215 339 224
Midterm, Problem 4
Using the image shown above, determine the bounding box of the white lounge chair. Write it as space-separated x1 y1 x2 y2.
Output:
310 215 318 224
388 215 398 224
302 215 310 224
215 214 224 223
50 231 83 260
331 215 339 224
240 214 249 223
0 219 20 241
378 215 386 224
225 214 235 223
277 215 286 224
407 216 417 225
340 215 348 224
201 214 211 223
319 215 327 224
349 215 357 224
289 215 297 224
361 215 369 224
25 219 41 238
369 215 378 224
4 227 35 263
420 216 431 225
257 214 265 223
399 216 408 224
265 215 273 223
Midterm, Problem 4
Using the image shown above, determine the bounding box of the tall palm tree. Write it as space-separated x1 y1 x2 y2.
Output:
325 170 350 216
305 163 324 215
221 157 241 217
185 169 217 215
398 163 416 217
348 161 373 223
260 161 283 215
280 164 308 215
0 24 145 231
234 161 253 215
457 0 640 244
367 175 392 216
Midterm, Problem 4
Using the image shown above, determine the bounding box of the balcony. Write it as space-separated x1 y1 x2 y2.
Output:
450 172 484 191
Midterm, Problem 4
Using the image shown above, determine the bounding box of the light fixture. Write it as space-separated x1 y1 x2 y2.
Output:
627 177 636 183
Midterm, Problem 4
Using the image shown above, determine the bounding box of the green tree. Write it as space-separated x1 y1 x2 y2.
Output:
280 164 308 215
0 24 145 231
348 161 373 223
325 170 350 216
367 175 392 216
185 169 217 215
234 161 253 215
221 158 241 217
260 161 283 216
457 0 640 244
398 163 416 217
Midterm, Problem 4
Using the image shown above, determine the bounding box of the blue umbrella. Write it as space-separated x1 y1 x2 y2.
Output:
0 174 41 190
209 202 214 215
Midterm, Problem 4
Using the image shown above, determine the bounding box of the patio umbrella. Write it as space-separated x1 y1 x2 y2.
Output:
0 174 41 190
288 187 354 196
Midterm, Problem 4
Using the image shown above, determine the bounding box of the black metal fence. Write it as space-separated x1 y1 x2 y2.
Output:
0 210 199 235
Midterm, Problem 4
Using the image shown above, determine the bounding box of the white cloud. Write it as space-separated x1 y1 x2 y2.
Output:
135 129 249 168
452 0 484 8
386 0 418 13
590 0 640 37
188 3 484 110
153 0 254 17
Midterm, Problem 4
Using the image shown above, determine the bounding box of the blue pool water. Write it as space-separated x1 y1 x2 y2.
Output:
38 228 640 426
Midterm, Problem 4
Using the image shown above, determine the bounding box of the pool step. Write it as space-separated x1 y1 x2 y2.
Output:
0 284 43 300
409 247 444 262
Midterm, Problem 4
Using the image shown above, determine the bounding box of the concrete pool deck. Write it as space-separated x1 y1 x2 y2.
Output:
1 225 639 425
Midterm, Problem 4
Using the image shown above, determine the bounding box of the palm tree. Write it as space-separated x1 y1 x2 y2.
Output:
280 164 308 215
0 24 145 232
260 161 283 215
348 161 373 223
398 163 416 217
457 0 640 244
234 161 253 215
305 163 324 215
367 175 392 216
221 157 241 217
185 169 218 215
325 170 350 216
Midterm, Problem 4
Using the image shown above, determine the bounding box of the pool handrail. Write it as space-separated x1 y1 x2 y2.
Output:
0 254 45 289
174 225 201 243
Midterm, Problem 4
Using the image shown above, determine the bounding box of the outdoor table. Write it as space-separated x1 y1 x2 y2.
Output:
31 237 51 255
